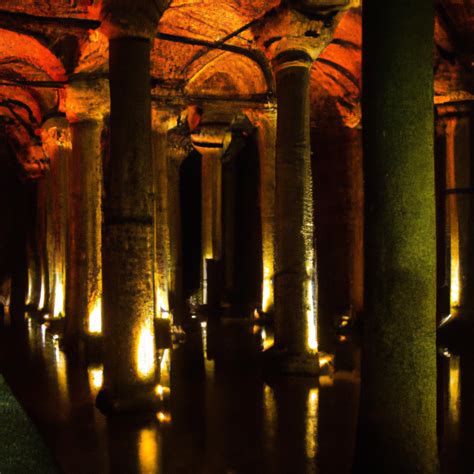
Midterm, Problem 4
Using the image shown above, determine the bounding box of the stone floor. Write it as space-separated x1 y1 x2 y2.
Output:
0 316 471 474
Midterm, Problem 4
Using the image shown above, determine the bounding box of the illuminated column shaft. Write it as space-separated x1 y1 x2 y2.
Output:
443 108 474 321
151 121 171 322
66 120 103 338
38 178 51 312
273 51 317 369
102 36 157 397
201 149 223 263
355 1 438 472
255 111 277 314
42 120 70 319
168 146 188 325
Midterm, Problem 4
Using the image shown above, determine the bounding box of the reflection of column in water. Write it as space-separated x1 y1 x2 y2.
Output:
263 384 278 472
305 388 319 462
88 364 104 395
53 336 69 406
449 354 461 425
200 322 214 375
138 427 162 474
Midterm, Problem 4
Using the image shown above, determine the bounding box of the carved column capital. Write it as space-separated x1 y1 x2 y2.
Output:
65 77 110 123
253 5 345 69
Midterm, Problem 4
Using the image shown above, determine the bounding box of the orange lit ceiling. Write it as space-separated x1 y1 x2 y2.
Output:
0 0 472 172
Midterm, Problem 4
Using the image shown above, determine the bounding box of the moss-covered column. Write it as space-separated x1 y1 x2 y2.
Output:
65 80 108 349
354 1 438 472
98 0 168 412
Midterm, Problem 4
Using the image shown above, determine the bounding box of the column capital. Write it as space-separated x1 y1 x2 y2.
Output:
65 77 110 123
253 5 344 68
100 0 170 40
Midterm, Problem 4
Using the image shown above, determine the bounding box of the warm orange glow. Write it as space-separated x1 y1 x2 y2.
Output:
156 411 172 424
154 384 170 399
26 269 34 306
261 327 274 352
53 274 64 318
88 298 102 334
138 428 159 473
307 278 318 352
88 365 104 392
448 354 461 424
306 388 319 460
446 119 461 309
137 325 156 379
156 288 170 320
38 278 46 311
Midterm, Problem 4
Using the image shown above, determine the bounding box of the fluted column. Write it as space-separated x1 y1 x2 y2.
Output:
98 0 168 411
65 79 108 349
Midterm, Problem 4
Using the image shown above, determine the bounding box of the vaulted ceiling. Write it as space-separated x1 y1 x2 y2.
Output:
0 0 472 172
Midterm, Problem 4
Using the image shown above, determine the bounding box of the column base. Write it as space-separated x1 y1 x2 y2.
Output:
263 348 320 376
96 385 164 415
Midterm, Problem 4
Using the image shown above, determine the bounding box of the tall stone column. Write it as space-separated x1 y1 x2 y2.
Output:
354 1 438 473
272 50 318 373
41 118 71 321
439 103 474 326
65 79 108 348
254 3 344 374
191 125 230 306
151 106 171 323
252 110 277 315
167 141 190 325
98 0 168 411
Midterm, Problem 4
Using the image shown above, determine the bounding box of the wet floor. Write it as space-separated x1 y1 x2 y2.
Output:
0 316 471 474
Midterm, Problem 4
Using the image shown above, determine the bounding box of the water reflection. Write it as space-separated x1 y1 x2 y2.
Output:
0 318 364 474
138 427 161 474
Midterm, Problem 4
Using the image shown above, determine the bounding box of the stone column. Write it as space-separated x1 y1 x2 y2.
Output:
41 118 71 321
167 141 190 326
252 110 277 315
191 125 230 306
272 50 318 373
439 103 474 326
65 79 108 349
98 0 167 412
254 3 344 374
355 1 438 473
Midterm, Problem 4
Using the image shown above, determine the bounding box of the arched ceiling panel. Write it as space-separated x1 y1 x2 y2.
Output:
185 51 267 96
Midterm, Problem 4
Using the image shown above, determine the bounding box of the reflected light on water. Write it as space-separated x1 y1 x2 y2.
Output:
449 354 461 424
138 428 160 474
306 388 319 461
